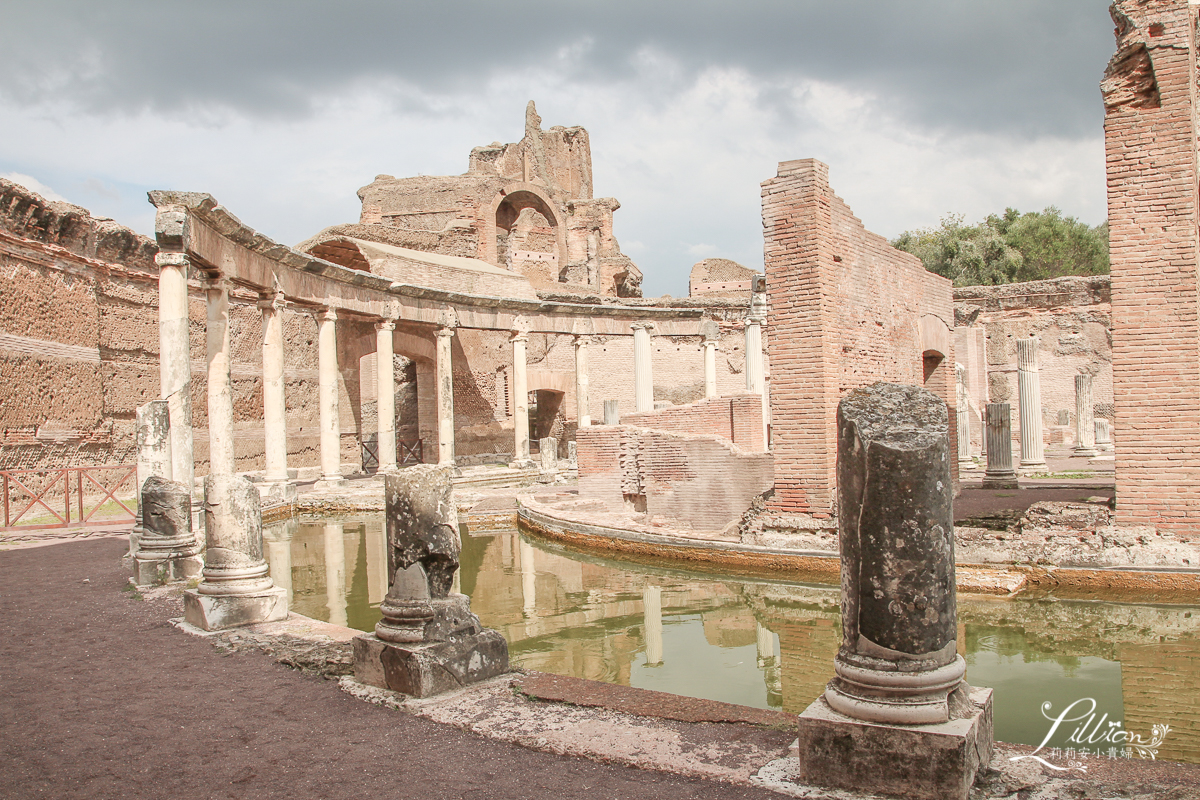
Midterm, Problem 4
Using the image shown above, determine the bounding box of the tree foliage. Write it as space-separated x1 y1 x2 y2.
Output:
891 207 1109 287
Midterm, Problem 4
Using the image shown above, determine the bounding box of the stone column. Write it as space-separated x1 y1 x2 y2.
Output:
956 363 973 467
377 320 398 473
574 335 591 427
510 330 533 467
184 275 287 630
983 403 1018 489
745 317 765 395
435 326 456 468
132 398 172 554
632 323 654 413
132 399 202 585
1074 374 1099 457
703 333 718 399
259 293 295 503
156 252 194 494
603 400 620 426
796 382 992 800
316 309 346 489
1095 418 1113 451
205 277 236 477
1016 336 1046 470
643 585 663 666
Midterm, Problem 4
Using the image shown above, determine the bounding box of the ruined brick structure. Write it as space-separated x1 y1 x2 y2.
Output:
953 276 1113 455
761 159 955 520
1104 0 1200 536
306 101 643 299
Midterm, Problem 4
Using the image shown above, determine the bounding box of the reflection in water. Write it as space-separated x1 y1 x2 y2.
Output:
263 515 1200 763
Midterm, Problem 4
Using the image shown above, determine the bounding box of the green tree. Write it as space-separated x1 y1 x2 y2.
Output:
892 207 1108 287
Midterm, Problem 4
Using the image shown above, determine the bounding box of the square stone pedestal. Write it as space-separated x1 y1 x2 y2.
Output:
796 687 993 800
183 586 288 631
353 631 509 698
134 552 203 586
255 480 297 507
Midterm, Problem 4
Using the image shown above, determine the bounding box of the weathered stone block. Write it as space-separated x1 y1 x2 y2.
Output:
796 688 993 800
183 586 288 631
353 629 509 698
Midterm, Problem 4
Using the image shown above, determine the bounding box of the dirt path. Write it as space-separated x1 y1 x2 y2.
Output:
0 537 782 800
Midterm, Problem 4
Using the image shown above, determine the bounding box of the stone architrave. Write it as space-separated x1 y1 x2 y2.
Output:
134 475 202 586
982 404 1018 490
1016 336 1047 470
631 322 654 413
1095 418 1113 451
184 474 287 630
1074 374 1100 457
353 466 509 697
955 363 972 468
603 400 620 426
796 382 993 800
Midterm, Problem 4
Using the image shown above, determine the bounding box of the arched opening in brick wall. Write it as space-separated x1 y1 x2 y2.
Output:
483 184 568 277
529 389 566 454
305 238 371 272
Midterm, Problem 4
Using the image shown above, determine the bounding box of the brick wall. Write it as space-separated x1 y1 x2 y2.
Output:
576 424 774 531
761 159 955 517
622 393 766 452
1104 0 1200 535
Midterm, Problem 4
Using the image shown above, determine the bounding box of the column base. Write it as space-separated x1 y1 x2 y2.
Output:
133 549 204 586
352 630 510 698
312 475 348 491
981 472 1018 489
255 480 297 506
1073 447 1100 458
796 687 993 800
509 459 535 470
1018 460 1047 472
183 586 288 631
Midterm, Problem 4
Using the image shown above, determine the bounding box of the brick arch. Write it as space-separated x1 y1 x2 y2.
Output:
482 182 568 270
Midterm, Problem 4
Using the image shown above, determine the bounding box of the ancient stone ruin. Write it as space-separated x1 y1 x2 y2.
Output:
353 465 509 696
796 382 992 800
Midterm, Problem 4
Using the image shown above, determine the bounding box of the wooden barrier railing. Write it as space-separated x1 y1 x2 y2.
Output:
1 464 137 530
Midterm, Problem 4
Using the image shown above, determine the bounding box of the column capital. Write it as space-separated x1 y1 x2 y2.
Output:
573 334 590 348
510 330 528 343
200 274 227 292
436 325 455 341
630 321 655 333
155 251 190 269
320 307 338 323
257 291 286 313
376 319 397 332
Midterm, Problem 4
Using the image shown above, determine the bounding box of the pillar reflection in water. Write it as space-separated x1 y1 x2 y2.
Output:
262 518 297 605
643 585 663 666
519 538 537 620
756 620 782 707
364 523 388 606
323 522 347 627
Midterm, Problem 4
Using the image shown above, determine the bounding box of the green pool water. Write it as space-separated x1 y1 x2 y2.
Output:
262 515 1200 765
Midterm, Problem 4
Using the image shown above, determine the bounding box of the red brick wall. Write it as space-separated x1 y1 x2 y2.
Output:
622 393 765 452
761 159 955 517
576 424 774 531
1104 0 1200 536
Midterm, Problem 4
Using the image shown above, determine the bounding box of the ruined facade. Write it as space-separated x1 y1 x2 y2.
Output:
1104 0 1200 536
760 159 955 521
305 102 643 299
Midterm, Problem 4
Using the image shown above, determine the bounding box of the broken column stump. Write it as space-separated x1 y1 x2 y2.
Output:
353 465 509 697
796 382 993 800
183 474 288 630
134 475 203 585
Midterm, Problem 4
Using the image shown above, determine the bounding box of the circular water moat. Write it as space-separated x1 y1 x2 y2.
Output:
263 514 1200 765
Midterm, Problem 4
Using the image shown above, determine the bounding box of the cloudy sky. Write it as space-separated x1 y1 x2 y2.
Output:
1 0 1115 297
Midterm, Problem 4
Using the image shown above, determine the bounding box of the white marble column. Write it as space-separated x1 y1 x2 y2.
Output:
376 320 398 473
982 403 1018 489
1074 374 1099 457
745 317 765 395
259 293 295 502
643 584 663 666
1016 336 1046 470
435 326 456 467
574 335 591 427
156 252 194 493
956 363 973 466
632 323 654 413
511 330 533 466
316 308 345 488
703 334 718 399
205 277 236 477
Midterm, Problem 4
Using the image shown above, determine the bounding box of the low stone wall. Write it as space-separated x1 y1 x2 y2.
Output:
621 393 766 452
575 424 773 532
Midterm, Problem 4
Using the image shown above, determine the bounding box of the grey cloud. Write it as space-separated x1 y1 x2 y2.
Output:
3 0 1115 137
